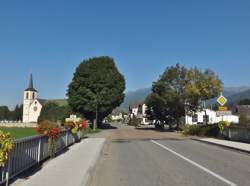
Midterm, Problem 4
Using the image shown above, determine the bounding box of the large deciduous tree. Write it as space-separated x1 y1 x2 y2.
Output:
145 64 222 129
67 56 125 126
186 68 223 124
146 64 188 129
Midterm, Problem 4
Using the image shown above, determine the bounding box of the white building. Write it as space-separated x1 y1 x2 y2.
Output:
130 103 150 125
22 74 43 123
65 115 82 123
185 109 239 125
111 113 123 121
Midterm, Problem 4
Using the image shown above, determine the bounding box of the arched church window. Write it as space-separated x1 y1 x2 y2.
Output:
32 92 35 99
26 92 29 99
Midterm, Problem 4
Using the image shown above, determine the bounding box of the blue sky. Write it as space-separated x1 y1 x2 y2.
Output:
1 0 250 108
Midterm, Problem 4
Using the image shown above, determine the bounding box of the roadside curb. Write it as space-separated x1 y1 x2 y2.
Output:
193 138 250 154
83 138 106 186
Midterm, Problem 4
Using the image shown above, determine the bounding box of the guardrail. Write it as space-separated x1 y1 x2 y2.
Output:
0 130 83 185
223 127 250 143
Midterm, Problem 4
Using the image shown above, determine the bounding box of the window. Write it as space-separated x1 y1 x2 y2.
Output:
26 92 29 99
192 114 198 123
203 115 209 124
32 92 35 99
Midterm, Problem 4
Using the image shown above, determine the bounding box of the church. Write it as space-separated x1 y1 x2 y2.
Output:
22 74 43 123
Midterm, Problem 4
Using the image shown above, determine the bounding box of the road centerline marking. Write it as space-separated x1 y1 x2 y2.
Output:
151 140 237 186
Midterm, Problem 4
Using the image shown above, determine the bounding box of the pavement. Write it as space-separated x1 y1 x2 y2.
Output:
196 138 250 153
11 138 105 186
91 124 250 186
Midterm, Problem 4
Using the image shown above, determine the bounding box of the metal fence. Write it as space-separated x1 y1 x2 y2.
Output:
0 130 83 185
223 127 250 143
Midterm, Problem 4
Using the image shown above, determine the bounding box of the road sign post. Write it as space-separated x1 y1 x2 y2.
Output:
216 93 230 121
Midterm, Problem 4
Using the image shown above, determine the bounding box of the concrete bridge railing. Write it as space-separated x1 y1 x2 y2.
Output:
0 130 82 185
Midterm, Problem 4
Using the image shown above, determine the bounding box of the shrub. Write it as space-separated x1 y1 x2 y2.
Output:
182 125 200 135
205 124 220 137
128 118 142 127
218 121 230 134
0 130 14 167
182 124 220 137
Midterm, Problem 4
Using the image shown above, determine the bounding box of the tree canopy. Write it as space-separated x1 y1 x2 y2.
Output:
38 102 70 123
0 105 23 121
67 56 125 125
145 64 222 128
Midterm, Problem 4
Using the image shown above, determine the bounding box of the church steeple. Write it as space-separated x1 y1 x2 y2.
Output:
29 73 33 89
25 74 37 92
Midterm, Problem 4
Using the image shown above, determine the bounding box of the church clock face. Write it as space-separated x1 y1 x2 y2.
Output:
33 106 38 112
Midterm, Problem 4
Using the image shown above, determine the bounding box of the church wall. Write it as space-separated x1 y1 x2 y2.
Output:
22 84 42 123
0 122 38 128
28 100 42 123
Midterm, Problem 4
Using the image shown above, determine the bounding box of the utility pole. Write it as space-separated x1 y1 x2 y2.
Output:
94 102 98 131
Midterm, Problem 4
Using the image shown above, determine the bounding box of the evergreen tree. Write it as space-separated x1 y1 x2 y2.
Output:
67 56 125 126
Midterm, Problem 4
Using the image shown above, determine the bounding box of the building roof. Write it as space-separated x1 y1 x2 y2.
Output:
25 74 37 92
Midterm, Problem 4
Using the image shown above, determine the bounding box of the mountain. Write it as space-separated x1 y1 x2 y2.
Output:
117 88 151 112
207 87 250 106
207 86 250 106
118 86 250 112
223 86 250 95
228 89 250 105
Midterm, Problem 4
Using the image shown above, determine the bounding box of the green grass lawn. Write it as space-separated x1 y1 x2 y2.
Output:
0 127 37 139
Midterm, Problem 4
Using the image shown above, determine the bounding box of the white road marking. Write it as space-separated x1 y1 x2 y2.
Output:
151 140 238 186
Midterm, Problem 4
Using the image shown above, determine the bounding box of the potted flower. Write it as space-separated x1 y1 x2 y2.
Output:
65 119 89 139
35 120 61 158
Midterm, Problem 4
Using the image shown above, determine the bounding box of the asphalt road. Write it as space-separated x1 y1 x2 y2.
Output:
91 133 250 186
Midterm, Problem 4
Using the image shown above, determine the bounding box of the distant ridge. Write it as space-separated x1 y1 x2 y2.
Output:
118 86 250 112
39 99 68 106
227 89 250 104
117 88 151 112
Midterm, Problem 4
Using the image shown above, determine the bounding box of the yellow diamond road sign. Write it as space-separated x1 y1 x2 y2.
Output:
217 94 227 106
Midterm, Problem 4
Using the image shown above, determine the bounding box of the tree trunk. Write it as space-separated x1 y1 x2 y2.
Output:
204 109 208 126
176 119 180 131
161 122 165 131
93 119 97 131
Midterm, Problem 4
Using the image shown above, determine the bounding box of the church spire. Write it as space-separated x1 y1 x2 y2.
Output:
25 73 37 92
29 74 34 89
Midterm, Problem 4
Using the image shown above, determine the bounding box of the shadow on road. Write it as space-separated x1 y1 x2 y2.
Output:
111 138 186 142
98 123 118 130
135 126 179 132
